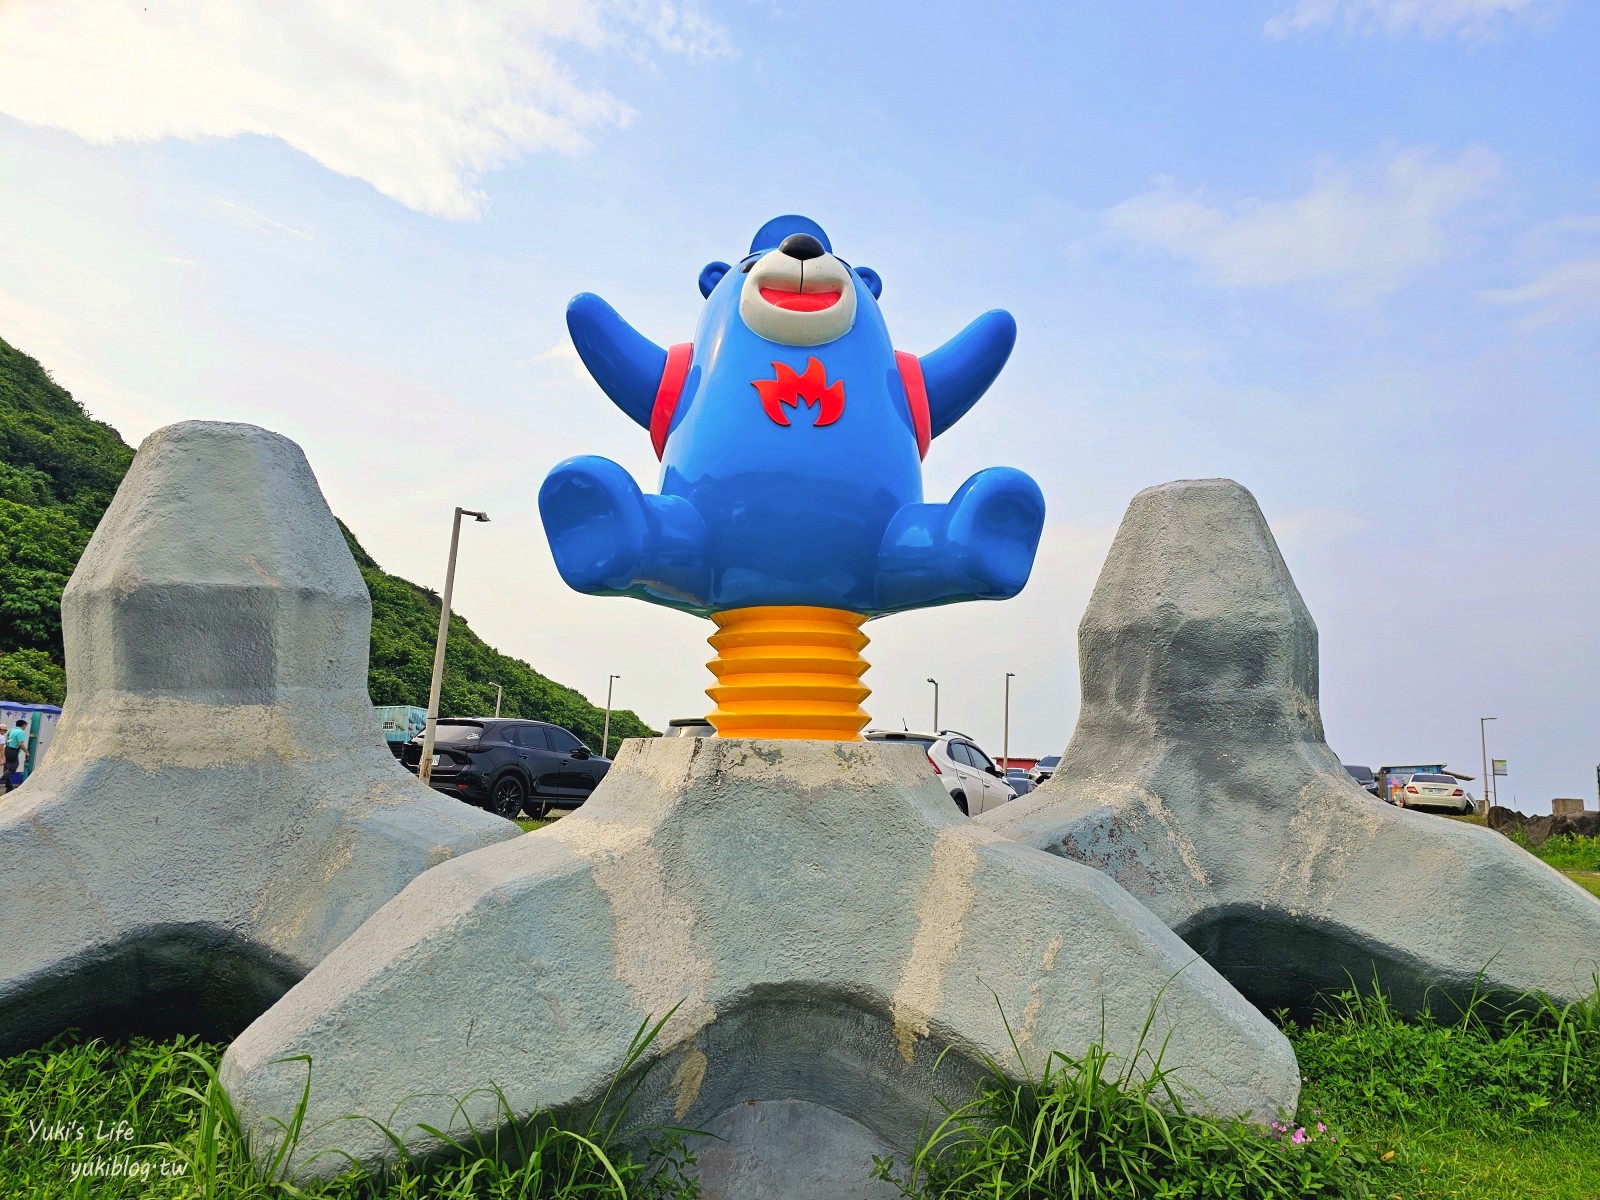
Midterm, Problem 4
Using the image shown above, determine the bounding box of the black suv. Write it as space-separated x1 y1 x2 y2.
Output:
1343 764 1379 797
401 718 611 820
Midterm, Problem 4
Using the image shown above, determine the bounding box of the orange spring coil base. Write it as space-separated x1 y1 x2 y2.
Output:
705 606 871 741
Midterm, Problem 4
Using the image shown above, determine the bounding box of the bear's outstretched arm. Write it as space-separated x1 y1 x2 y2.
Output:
539 455 712 613
920 310 1018 438
567 293 668 429
874 466 1045 614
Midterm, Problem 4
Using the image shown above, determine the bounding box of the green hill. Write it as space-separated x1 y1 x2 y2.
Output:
0 335 653 747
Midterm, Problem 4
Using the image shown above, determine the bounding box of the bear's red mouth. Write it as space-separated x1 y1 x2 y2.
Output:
759 286 842 312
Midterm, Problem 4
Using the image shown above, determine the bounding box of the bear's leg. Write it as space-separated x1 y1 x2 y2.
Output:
539 456 710 610
874 467 1045 613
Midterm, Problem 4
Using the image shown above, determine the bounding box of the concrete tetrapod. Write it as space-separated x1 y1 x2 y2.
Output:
222 737 1299 1198
0 422 516 1054
981 478 1600 1016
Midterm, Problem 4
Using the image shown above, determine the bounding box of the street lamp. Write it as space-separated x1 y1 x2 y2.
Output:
926 678 939 732
489 682 503 718
1478 716 1497 818
602 674 621 758
1002 672 1015 772
418 507 489 786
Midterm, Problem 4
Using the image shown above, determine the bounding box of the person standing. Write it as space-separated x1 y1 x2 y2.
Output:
3 718 27 793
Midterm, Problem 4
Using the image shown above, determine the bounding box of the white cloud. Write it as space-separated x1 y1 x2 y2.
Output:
1478 210 1600 327
0 1 730 220
1103 147 1498 306
526 338 590 386
1479 257 1600 327
1265 0 1555 41
211 200 311 240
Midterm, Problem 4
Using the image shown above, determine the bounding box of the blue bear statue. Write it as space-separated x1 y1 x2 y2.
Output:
539 215 1045 619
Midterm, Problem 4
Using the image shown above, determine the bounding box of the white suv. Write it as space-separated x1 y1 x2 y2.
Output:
863 729 1017 816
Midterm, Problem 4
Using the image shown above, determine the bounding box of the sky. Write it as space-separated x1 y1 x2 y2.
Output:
0 0 1595 812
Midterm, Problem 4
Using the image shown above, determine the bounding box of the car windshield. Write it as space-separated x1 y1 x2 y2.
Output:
1038 755 1061 769
432 723 483 744
1344 765 1374 782
1411 774 1454 784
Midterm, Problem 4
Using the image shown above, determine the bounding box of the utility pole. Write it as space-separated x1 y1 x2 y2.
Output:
490 682 503 718
1478 716 1496 818
1003 671 1015 772
419 507 489 785
602 674 620 758
926 678 939 732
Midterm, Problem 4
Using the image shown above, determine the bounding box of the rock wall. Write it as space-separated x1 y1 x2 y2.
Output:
1489 805 1600 846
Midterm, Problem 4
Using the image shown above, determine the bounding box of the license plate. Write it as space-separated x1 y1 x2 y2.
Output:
431 754 441 766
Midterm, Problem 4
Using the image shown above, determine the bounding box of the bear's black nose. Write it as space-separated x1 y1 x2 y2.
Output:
779 233 826 262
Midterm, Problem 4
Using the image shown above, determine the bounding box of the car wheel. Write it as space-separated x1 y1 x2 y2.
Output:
489 773 528 820
949 789 969 816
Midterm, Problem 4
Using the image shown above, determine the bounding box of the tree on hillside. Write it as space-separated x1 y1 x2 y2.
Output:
0 333 656 741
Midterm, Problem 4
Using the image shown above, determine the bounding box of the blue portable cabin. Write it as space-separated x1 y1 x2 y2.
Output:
375 705 428 758
0 701 63 785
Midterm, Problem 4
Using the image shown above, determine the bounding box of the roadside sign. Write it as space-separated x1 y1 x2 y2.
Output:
1492 759 1508 776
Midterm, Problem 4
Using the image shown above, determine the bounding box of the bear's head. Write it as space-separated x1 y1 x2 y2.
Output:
696 215 883 348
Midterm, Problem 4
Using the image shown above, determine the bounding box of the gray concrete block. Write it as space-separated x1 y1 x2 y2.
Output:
981 478 1600 1015
221 737 1299 1191
0 421 516 1054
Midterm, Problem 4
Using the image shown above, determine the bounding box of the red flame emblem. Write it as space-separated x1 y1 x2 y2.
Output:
752 357 845 428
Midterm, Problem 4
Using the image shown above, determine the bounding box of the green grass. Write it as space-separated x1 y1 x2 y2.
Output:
871 981 1600 1199
4 980 1597 1198
0 1020 697 1199
875 1006 1367 1199
1520 834 1600 873
1285 982 1600 1200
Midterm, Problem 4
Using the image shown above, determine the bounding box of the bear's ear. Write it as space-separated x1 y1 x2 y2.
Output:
698 261 731 298
855 266 882 300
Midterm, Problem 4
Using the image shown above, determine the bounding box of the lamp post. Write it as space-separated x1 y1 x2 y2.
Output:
489 682 503 718
1478 716 1497 818
1002 672 1015 772
602 674 621 758
418 507 489 786
926 678 939 732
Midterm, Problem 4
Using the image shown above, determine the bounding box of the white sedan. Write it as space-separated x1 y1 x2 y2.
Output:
864 730 1016 816
1402 773 1473 814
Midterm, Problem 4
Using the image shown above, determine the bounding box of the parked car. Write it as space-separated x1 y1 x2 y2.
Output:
1400 773 1473 814
401 718 610 820
1004 767 1035 796
1030 754 1061 786
1343 764 1379 796
667 717 716 738
863 729 1016 816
